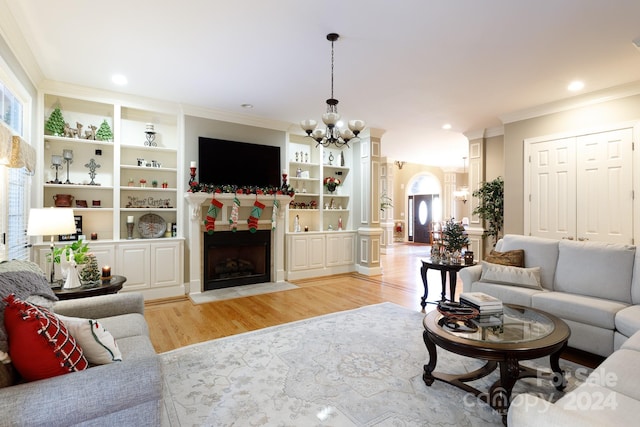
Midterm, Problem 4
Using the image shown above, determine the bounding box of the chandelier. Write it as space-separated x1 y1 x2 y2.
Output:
453 156 469 203
300 33 365 148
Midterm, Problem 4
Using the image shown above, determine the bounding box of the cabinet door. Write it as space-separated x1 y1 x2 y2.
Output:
117 243 150 290
576 129 633 244
326 233 355 266
308 235 325 269
151 242 180 287
288 235 311 271
527 137 577 240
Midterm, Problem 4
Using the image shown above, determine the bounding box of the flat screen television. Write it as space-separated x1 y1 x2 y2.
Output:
198 137 281 187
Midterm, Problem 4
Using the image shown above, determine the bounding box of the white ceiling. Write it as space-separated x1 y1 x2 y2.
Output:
3 0 640 169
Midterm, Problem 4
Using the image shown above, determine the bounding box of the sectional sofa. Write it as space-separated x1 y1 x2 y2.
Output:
459 234 640 357
459 234 640 425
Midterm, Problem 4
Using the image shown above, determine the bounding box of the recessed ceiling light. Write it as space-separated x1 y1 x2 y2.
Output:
112 74 128 85
442 123 452 130
568 81 584 91
241 104 254 109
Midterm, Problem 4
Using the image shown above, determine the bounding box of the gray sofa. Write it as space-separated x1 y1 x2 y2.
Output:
460 234 640 357
0 284 162 425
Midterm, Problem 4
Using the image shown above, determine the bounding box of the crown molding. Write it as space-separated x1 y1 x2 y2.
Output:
500 80 640 124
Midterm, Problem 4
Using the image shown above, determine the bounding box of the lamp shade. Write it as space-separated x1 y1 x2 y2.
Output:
27 208 76 236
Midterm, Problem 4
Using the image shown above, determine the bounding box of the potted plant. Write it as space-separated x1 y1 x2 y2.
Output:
380 193 393 212
48 239 90 266
472 176 504 247
162 180 168 189
442 218 469 261
323 177 341 193
152 180 158 188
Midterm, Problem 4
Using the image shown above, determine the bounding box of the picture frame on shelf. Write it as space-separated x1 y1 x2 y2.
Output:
59 215 82 241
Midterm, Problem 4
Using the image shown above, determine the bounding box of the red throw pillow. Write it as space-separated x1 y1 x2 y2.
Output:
3 294 88 381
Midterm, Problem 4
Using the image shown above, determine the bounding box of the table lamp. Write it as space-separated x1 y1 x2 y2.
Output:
27 208 77 284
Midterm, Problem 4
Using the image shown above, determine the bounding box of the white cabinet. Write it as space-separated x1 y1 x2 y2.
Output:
117 240 183 296
326 233 355 267
525 126 634 244
286 232 356 280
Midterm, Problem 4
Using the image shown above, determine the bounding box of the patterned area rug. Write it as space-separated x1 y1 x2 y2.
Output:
188 281 298 304
161 303 589 426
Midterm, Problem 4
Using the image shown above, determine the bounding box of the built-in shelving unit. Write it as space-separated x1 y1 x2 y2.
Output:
34 89 184 300
285 134 355 280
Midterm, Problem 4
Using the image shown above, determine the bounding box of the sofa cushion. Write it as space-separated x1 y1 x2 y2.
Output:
485 249 525 267
620 329 640 351
56 314 122 364
531 291 627 329
499 235 559 290
614 305 640 338
99 313 149 340
588 348 640 400
554 240 635 303
479 261 542 289
466 281 544 307
3 294 88 381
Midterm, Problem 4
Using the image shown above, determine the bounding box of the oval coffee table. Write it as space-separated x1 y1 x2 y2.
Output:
422 304 570 424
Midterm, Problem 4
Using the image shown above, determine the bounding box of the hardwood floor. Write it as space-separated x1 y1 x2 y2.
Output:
144 243 603 368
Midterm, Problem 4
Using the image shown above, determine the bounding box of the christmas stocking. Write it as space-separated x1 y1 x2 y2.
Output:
228 196 241 232
204 197 223 234
247 200 266 233
271 199 279 230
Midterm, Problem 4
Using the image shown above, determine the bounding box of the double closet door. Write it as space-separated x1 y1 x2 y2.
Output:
525 126 634 244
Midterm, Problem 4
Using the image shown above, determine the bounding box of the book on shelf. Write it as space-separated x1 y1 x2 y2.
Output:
460 292 503 311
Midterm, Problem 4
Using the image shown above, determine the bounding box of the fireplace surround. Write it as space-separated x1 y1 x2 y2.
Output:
185 193 291 296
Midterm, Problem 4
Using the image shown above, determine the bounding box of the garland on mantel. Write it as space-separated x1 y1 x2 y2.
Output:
188 181 295 197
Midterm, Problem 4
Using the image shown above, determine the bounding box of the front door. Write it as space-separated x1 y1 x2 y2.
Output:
413 195 433 244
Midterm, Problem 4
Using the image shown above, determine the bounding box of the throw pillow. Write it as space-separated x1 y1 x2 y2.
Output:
56 314 122 365
3 294 88 381
484 249 525 267
479 261 543 290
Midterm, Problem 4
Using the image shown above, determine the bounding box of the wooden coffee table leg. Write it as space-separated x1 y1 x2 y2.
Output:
550 341 568 390
488 357 520 425
422 330 437 386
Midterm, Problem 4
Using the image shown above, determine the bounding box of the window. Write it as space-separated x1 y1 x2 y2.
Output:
0 55 31 261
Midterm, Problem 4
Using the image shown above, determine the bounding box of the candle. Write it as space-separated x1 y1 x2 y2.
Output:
102 265 111 278
127 216 134 223
90 233 98 240
190 161 197 168
282 169 287 175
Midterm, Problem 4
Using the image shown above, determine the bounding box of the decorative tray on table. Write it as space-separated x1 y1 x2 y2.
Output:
437 302 480 332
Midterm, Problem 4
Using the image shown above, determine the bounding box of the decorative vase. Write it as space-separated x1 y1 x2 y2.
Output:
326 183 337 193
53 194 74 207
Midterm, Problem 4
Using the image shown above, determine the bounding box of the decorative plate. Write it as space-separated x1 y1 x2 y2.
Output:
138 213 167 238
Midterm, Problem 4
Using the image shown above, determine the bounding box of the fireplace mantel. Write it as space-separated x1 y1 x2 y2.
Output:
184 192 293 296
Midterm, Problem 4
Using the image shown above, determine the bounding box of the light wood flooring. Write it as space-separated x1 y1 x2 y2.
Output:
144 243 603 368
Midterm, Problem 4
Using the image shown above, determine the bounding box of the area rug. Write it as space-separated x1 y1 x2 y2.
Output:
161 302 589 426
188 281 298 304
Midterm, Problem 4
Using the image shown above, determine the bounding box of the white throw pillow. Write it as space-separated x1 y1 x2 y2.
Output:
55 314 122 364
479 261 543 290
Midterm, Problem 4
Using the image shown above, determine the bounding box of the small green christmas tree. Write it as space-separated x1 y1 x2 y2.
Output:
96 119 113 141
442 218 470 253
45 107 65 136
79 253 101 286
